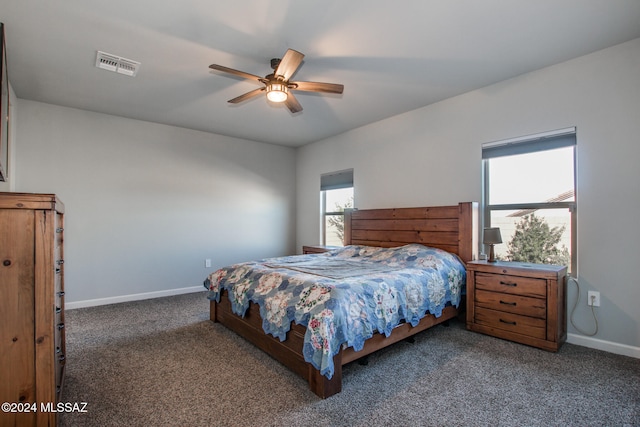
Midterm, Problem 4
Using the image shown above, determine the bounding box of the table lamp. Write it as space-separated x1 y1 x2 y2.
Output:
483 227 502 263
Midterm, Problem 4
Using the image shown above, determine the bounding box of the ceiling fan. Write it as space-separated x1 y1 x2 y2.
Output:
209 49 344 113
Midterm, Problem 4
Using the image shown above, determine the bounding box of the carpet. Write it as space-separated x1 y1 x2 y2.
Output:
59 292 639 426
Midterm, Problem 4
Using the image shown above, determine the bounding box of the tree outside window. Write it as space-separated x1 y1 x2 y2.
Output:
503 213 570 266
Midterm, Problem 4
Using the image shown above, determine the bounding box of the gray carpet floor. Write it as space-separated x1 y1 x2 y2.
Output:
60 291 639 427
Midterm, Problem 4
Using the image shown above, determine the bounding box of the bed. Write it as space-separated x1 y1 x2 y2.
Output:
205 202 478 398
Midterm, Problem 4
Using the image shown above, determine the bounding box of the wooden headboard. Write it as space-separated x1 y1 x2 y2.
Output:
344 202 479 263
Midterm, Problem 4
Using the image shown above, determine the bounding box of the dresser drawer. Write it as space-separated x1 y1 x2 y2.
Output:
55 313 65 396
55 213 64 245
55 328 63 357
55 328 65 365
55 348 65 399
475 272 546 298
475 307 546 339
475 289 546 318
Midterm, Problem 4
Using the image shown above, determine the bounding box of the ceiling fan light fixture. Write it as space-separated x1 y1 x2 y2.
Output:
266 82 288 103
210 48 343 113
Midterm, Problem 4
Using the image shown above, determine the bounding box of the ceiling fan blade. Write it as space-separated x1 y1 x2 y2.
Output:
291 81 344 94
209 64 263 81
275 49 304 81
228 88 265 104
285 92 303 113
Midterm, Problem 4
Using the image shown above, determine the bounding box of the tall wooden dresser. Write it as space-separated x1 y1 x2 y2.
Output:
0 192 65 426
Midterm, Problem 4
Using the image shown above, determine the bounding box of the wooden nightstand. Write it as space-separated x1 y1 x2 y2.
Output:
302 245 339 254
466 260 568 352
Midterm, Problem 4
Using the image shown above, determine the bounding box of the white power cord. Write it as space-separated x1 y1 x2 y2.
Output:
568 275 598 336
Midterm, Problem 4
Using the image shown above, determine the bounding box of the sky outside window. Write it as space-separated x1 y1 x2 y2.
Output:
489 147 575 205
325 188 353 211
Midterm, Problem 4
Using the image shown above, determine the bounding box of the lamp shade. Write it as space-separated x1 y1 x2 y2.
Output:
483 227 502 244
266 83 288 103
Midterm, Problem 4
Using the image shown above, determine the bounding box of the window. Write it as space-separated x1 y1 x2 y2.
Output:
321 169 354 246
483 129 576 273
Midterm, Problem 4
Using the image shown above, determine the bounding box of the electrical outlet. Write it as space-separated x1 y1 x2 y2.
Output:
205 259 211 268
587 291 600 307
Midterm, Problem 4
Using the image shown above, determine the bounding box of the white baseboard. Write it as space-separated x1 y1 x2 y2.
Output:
567 333 640 359
66 286 205 310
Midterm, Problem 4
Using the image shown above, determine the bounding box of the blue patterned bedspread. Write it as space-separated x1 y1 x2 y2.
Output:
204 244 466 379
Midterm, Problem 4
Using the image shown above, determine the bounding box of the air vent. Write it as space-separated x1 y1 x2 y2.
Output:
95 51 141 77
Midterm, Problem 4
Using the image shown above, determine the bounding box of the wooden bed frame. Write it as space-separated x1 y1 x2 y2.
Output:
210 202 478 398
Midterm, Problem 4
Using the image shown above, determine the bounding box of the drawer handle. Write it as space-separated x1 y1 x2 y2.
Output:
58 354 66 364
499 300 517 306
57 259 65 265
57 291 65 297
57 323 65 330
499 319 517 326
56 346 61 354
55 306 62 314
56 227 64 233
500 280 517 287
55 268 61 274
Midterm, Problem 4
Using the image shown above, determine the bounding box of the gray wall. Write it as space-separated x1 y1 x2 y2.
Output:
297 39 640 352
14 100 296 304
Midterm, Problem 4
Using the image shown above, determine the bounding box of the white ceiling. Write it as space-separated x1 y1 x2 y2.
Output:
2 1 640 147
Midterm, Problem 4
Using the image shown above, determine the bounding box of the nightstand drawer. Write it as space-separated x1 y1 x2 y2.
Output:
475 307 546 339
475 289 546 318
475 272 546 298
